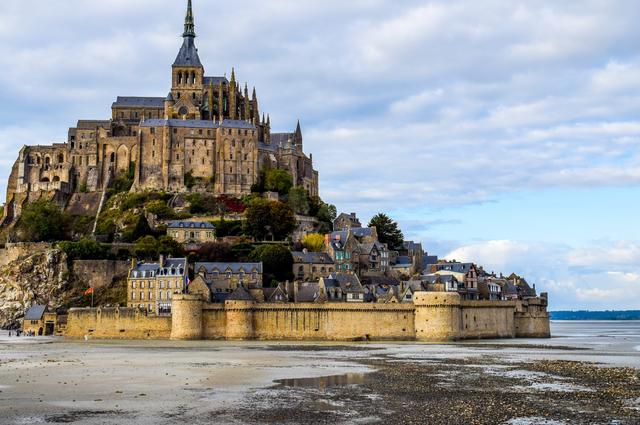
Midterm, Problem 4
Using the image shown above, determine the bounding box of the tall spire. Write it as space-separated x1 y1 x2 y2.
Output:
183 0 196 38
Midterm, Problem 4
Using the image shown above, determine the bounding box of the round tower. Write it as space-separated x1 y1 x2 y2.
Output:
170 294 203 340
413 292 462 341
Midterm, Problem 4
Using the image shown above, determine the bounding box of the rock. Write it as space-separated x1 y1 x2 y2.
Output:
0 248 72 328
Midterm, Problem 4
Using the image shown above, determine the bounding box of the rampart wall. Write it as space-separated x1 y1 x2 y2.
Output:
65 292 550 342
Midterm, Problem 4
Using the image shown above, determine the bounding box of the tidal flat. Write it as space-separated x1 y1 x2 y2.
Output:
0 321 638 425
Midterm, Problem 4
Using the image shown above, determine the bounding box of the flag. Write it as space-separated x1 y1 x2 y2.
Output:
185 275 191 287
84 287 94 296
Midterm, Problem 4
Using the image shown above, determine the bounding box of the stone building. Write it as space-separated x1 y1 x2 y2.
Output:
22 305 58 336
194 262 263 291
292 250 335 281
2 0 318 225
333 213 362 231
127 257 187 315
166 221 215 244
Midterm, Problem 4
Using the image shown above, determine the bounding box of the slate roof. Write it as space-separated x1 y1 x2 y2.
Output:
139 119 256 130
228 285 254 301
271 133 294 147
403 241 422 251
422 255 439 270
330 273 364 294
196 262 263 274
434 262 474 274
131 258 187 277
24 305 46 321
112 96 165 109
421 274 459 284
329 231 349 250
203 76 228 86
173 37 202 67
76 120 111 130
212 293 231 303
360 275 401 286
167 221 215 230
292 251 334 264
297 283 321 302
351 228 374 239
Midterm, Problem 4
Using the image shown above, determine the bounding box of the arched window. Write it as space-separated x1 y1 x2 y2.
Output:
58 153 64 163
178 71 183 85
191 72 196 84
192 92 196 100
110 152 115 163
44 156 51 165
52 176 60 182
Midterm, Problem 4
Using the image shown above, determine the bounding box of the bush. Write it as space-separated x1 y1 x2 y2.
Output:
302 233 325 252
288 186 310 215
16 199 64 242
211 218 243 237
146 200 175 219
196 242 235 262
132 235 183 260
59 238 111 261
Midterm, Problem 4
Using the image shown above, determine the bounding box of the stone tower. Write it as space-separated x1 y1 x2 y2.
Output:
169 0 205 120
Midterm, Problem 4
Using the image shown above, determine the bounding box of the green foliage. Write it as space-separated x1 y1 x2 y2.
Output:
17 199 64 242
244 199 296 241
184 171 196 190
248 244 293 283
186 193 228 215
110 163 135 194
309 196 336 231
59 238 111 261
121 215 153 243
133 235 183 260
210 218 243 237
368 213 404 250
288 186 310 215
145 200 175 219
196 242 235 262
264 169 293 195
302 233 325 252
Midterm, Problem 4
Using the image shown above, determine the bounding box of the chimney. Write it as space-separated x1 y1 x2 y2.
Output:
324 234 330 248
302 248 308 254
130 257 137 269
159 254 165 267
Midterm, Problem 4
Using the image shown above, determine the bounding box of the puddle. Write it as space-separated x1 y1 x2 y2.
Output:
506 418 568 425
274 373 366 389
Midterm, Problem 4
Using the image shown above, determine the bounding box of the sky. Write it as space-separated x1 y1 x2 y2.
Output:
1 0 639 310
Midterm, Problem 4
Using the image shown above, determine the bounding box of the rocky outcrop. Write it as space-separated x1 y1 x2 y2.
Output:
0 249 74 328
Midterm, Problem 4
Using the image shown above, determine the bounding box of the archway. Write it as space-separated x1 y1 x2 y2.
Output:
116 145 129 173
52 176 61 182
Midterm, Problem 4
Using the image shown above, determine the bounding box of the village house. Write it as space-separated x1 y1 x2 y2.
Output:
425 262 480 300
127 256 187 315
357 241 390 276
478 277 504 301
194 262 263 292
324 231 359 273
399 241 425 274
333 212 362 231
166 221 215 244
292 250 335 281
21 305 58 336
320 273 365 302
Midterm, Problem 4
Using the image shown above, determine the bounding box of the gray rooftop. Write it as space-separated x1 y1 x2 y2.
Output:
112 96 165 109
167 221 215 230
196 262 263 274
292 251 334 264
24 305 46 321
139 119 256 130
204 76 228 86
131 258 187 277
173 36 202 67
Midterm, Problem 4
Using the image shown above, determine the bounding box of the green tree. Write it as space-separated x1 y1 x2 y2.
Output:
17 199 64 242
196 242 235 262
302 233 325 252
244 199 296 241
368 213 404 250
270 201 296 241
288 186 310 215
145 200 175 219
243 198 273 240
59 238 111 261
133 235 159 260
157 236 184 257
264 169 293 195
122 215 153 243
248 244 294 283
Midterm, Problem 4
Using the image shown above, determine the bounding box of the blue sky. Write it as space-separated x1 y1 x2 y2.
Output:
1 0 639 310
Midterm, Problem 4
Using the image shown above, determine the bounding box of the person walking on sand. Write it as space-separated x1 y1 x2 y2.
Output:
8 330 11 337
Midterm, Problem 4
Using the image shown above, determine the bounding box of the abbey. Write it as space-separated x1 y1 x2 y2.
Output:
3 0 318 222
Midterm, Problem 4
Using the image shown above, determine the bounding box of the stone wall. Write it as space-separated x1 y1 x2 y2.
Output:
65 293 550 341
0 243 55 266
72 260 130 289
65 307 171 339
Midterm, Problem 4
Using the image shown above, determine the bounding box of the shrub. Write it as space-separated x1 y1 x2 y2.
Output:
16 199 64 242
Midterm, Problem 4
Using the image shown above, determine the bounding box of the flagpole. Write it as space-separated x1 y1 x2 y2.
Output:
91 288 94 308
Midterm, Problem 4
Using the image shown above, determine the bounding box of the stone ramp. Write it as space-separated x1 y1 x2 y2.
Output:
65 192 102 216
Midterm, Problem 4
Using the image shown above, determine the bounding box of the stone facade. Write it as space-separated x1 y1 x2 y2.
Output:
166 221 215 244
2 0 319 224
126 257 187 315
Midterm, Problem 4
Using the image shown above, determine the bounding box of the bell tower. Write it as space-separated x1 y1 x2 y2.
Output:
169 0 205 120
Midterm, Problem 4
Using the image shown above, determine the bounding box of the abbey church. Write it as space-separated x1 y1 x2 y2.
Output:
3 0 318 223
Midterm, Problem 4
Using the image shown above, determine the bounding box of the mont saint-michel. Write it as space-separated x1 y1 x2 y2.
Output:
1 2 639 425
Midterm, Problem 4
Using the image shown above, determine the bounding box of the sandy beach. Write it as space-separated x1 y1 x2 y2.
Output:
0 322 638 424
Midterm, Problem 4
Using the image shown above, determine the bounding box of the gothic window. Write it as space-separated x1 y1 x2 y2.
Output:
198 129 203 135
151 128 155 135
177 93 181 99
45 156 51 165
192 92 196 100
110 153 115 163
58 153 64 163
173 128 177 134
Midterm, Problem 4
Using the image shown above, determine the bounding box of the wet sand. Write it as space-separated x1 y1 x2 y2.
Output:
0 322 638 424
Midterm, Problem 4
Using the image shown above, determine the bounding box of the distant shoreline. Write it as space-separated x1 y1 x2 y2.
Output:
551 311 640 321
